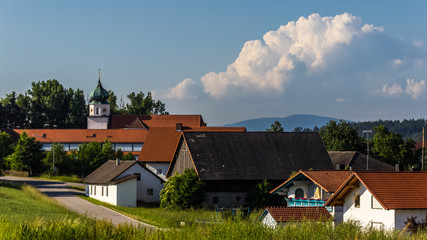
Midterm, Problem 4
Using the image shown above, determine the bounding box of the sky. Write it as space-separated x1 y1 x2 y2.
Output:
1 1 427 125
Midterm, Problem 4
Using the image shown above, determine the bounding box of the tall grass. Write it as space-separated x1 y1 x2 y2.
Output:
2 218 427 240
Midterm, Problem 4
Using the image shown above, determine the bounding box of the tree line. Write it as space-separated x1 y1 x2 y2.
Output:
0 79 168 129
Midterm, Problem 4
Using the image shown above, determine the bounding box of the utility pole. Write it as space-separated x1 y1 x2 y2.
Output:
362 130 373 170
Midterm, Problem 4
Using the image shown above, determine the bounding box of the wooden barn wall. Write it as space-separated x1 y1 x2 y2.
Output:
171 139 194 176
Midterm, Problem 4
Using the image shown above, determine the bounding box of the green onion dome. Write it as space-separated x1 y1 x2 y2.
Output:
89 80 109 104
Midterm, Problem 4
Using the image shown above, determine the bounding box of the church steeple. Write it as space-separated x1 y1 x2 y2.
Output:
87 69 111 129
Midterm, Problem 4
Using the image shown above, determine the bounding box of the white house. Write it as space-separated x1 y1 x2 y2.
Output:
270 170 351 223
325 172 427 230
258 206 332 228
82 159 165 207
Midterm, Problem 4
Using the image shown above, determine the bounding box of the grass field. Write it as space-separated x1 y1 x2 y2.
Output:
0 181 80 224
2 182 427 239
80 195 220 228
36 174 82 183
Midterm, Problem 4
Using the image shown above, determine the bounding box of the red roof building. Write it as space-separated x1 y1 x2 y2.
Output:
258 206 332 228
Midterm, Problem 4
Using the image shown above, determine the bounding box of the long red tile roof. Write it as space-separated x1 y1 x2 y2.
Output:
110 114 206 129
326 172 427 210
138 127 246 163
13 129 147 143
262 206 332 222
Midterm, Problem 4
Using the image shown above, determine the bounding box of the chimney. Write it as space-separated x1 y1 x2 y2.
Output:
116 158 120 166
395 164 399 172
176 123 183 132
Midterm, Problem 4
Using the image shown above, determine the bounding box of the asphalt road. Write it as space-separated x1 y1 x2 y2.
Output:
0 175 157 230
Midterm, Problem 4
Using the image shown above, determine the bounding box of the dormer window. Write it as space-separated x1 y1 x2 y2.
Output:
42 134 47 138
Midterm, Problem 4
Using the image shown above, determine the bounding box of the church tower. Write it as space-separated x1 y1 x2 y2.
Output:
87 70 110 129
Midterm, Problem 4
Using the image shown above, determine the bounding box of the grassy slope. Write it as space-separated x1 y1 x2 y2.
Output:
0 182 80 224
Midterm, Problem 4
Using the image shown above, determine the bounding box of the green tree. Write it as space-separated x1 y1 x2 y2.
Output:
1 91 26 128
266 121 284 132
247 180 286 209
72 140 117 177
319 120 365 151
5 132 45 175
66 88 87 128
0 131 13 170
160 169 205 209
43 143 71 175
126 91 168 115
371 125 419 168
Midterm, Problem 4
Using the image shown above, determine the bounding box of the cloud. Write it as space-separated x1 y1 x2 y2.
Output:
406 78 426 99
201 13 388 98
336 98 347 103
162 78 198 100
413 40 424 48
381 83 403 96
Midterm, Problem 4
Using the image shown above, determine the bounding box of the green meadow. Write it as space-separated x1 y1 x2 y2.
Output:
2 182 427 239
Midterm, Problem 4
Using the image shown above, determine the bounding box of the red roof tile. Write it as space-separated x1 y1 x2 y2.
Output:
262 206 332 222
138 127 246 163
327 172 427 210
110 114 206 129
14 129 147 143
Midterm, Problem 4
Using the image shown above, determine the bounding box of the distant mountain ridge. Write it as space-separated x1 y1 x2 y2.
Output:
222 114 343 132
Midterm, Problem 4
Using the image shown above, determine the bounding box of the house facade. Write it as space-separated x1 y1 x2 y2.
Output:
326 172 427 230
167 132 334 208
82 160 165 207
271 170 351 223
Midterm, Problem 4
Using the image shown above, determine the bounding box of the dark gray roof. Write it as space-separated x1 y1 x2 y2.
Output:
183 132 333 181
328 151 395 171
82 160 137 184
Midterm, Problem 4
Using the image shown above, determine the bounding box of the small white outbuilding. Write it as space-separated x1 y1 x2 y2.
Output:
82 159 165 207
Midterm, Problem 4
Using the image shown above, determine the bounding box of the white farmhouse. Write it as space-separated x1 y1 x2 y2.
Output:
82 159 165 207
326 172 427 230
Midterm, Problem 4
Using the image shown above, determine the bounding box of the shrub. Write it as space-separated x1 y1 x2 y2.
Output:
160 169 205 209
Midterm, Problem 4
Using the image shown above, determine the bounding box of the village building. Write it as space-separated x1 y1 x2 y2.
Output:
270 170 351 223
166 132 334 208
258 206 332 228
329 151 395 171
82 159 165 207
325 172 427 230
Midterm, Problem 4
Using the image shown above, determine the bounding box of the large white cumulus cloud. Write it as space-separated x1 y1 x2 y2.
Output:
200 13 384 98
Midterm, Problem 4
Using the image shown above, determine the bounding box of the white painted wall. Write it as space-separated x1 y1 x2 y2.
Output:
262 212 278 228
343 185 395 230
395 210 427 230
86 184 118 206
89 104 110 117
146 163 169 177
87 117 109 129
288 181 310 198
117 163 164 203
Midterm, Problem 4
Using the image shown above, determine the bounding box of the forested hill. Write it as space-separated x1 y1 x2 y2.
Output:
349 119 426 141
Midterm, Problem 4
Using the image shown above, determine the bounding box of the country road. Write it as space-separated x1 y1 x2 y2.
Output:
0 175 157 230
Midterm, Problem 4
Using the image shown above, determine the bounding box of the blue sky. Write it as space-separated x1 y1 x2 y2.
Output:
1 1 427 125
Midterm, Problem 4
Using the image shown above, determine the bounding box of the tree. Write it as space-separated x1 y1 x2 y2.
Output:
247 180 286 209
43 143 71 175
319 120 365 152
1 91 26 128
160 169 205 209
0 131 13 170
5 132 45 175
66 88 87 128
371 125 419 168
266 121 284 132
126 91 168 115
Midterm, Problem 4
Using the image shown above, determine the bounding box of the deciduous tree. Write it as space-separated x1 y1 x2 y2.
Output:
267 121 284 132
319 120 365 152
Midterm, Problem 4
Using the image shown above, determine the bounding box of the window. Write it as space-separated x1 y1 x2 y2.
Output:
96 107 99 115
235 196 241 202
371 196 382 209
147 188 153 195
354 194 360 208
106 186 108 197
156 169 162 175
102 187 104 196
90 185 92 195
212 196 219 204
134 173 141 181
132 143 143 152
115 144 133 152
94 186 96 195
295 188 304 198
